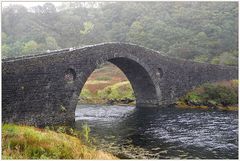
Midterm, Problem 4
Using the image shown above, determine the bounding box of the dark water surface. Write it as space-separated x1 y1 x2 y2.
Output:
75 105 238 159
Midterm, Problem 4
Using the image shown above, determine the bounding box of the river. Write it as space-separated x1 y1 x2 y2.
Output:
75 104 238 159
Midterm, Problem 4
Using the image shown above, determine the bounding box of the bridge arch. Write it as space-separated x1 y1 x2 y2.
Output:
69 53 162 116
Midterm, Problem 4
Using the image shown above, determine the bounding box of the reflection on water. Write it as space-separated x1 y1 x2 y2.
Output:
75 105 238 159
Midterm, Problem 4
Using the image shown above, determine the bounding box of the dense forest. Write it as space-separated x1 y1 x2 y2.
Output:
2 2 238 66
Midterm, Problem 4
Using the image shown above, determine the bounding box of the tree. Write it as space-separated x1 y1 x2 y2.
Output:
211 56 220 65
2 5 28 35
2 32 8 44
107 22 128 42
11 41 25 57
1 2 238 66
21 40 39 55
42 3 56 14
2 44 11 58
218 51 238 66
126 21 145 44
80 21 94 35
194 54 209 63
45 36 59 50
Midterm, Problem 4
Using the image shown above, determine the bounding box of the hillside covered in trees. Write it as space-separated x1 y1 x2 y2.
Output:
2 2 238 66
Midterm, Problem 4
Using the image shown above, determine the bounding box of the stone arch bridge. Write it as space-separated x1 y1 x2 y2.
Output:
2 43 238 126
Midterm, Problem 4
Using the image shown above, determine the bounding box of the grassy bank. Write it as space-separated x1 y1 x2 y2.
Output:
79 63 135 105
80 81 136 105
176 80 238 111
2 124 117 159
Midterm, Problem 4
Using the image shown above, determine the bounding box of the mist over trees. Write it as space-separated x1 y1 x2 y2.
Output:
2 2 238 66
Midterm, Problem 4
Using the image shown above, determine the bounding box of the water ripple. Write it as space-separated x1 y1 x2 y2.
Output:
75 105 238 159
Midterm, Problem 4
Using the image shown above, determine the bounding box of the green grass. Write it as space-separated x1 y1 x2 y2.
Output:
2 124 118 159
80 88 93 100
79 81 136 105
97 81 135 100
177 80 238 111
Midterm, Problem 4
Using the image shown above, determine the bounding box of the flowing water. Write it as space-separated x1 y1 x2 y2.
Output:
75 104 238 159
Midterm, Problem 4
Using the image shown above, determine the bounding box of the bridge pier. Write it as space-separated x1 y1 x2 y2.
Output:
136 100 161 108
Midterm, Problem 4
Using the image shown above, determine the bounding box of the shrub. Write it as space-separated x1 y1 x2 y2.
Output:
179 80 238 108
80 88 92 99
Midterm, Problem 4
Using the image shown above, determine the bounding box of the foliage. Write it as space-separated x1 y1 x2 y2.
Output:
2 32 8 44
82 123 91 143
80 80 135 105
126 21 145 43
79 63 135 105
2 124 117 159
80 21 94 35
2 44 11 58
2 2 238 66
97 81 135 101
45 36 59 50
218 51 238 66
193 54 209 63
45 124 93 145
21 40 39 55
178 80 238 110
80 88 92 100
